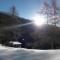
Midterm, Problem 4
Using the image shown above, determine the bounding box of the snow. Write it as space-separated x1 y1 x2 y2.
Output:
0 45 60 60
9 41 22 45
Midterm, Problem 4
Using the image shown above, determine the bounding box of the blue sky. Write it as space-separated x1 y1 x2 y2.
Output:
0 0 43 19
0 0 60 19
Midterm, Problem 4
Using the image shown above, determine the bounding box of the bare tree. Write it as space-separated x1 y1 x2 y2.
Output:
38 0 60 26
10 6 18 16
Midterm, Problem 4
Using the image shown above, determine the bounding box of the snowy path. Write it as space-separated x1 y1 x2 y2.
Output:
0 45 60 60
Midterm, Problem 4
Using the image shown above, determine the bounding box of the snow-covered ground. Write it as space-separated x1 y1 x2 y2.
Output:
0 45 60 60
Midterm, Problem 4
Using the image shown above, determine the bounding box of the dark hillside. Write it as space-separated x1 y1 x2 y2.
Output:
0 12 31 27
0 12 60 49
31 25 60 49
0 12 33 48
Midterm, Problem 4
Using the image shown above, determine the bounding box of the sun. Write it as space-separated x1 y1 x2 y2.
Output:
32 14 46 26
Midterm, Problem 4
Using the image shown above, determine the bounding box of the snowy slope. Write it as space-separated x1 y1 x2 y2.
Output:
0 45 60 60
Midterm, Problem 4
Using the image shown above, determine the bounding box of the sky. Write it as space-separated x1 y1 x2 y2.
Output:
0 0 43 19
0 0 60 19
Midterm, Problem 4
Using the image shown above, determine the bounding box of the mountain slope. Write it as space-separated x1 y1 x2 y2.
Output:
0 12 60 49
0 12 31 27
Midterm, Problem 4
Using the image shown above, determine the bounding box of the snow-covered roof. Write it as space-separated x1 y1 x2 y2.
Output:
10 41 22 45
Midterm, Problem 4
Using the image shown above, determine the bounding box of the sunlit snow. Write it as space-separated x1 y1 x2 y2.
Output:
0 44 60 60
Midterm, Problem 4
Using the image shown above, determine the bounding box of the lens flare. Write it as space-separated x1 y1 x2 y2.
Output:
32 14 46 26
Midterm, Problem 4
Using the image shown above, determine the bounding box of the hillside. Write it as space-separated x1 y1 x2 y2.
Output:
0 12 60 49
0 12 31 27
31 25 60 49
0 12 34 48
